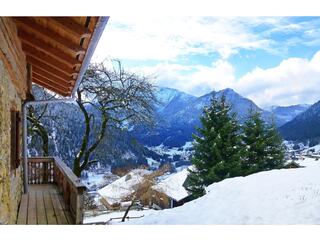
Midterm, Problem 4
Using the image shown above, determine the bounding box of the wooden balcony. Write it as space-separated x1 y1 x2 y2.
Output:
17 157 86 225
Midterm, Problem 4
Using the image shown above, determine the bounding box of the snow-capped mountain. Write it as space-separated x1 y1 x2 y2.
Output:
31 85 314 171
267 104 310 127
132 87 275 149
279 100 320 143
170 88 273 126
155 87 197 113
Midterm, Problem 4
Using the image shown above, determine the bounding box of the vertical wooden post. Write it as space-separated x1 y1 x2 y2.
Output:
26 63 32 94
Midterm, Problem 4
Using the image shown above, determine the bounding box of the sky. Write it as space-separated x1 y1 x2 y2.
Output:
92 16 320 108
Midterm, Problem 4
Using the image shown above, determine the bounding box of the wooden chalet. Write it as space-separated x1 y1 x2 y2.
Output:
0 17 108 224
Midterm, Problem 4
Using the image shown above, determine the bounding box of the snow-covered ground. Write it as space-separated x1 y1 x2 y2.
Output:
148 142 193 156
146 141 193 168
82 171 119 191
122 157 320 224
84 209 156 224
303 143 320 155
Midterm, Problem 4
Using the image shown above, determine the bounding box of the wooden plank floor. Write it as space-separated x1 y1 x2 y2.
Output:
16 184 74 225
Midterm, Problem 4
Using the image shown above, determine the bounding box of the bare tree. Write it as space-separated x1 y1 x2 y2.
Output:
27 85 58 156
73 60 157 177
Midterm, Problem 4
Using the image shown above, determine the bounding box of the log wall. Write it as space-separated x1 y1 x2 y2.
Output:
0 17 27 224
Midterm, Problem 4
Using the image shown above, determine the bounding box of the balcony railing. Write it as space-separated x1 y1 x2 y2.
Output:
27 157 86 224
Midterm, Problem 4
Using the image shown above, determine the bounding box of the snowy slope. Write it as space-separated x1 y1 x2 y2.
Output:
124 158 320 224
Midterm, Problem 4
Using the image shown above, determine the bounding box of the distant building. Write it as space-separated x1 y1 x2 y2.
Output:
98 169 151 210
152 168 192 209
284 161 302 169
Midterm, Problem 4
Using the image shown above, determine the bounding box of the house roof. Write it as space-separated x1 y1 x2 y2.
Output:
13 17 108 97
153 168 190 202
98 169 151 205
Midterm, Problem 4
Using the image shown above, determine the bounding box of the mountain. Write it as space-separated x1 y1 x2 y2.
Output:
279 101 320 143
132 87 275 148
155 87 197 114
267 104 310 126
170 88 273 126
31 85 308 171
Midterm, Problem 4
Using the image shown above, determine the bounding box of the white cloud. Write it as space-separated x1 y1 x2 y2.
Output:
93 16 277 61
130 51 320 108
92 17 320 108
130 60 236 97
234 51 320 107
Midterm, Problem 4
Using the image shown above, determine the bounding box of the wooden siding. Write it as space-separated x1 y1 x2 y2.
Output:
0 17 28 99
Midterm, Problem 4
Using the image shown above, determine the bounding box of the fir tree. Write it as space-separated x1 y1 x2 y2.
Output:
241 109 267 175
186 95 242 198
242 110 285 175
263 120 285 170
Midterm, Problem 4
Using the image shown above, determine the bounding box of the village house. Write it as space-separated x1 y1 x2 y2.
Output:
152 168 192 209
0 17 107 224
98 169 151 210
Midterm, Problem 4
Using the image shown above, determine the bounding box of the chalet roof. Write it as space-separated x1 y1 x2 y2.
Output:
13 17 108 97
153 168 190 202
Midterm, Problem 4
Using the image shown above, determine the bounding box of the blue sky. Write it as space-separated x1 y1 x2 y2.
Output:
93 16 320 108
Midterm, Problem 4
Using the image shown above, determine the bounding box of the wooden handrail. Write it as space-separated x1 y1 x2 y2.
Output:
27 157 86 224
53 156 86 224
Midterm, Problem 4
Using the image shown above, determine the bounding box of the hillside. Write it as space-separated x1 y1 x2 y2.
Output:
31 85 310 170
268 104 310 127
279 101 320 142
123 158 320 224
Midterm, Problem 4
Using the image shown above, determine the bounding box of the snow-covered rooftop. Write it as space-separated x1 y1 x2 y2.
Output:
98 169 151 205
123 157 320 224
153 168 190 202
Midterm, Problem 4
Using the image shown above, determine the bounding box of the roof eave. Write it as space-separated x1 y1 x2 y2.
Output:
71 16 109 97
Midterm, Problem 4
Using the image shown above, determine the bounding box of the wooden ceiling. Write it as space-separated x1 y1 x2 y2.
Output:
13 17 101 97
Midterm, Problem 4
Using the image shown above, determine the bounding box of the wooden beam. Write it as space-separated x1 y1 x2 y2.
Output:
33 75 70 93
14 17 85 55
22 44 76 75
33 66 75 86
27 63 32 91
49 17 92 38
26 56 77 80
18 30 82 67
33 78 69 96
33 72 72 92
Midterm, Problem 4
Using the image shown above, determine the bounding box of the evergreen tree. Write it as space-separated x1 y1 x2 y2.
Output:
263 120 285 170
242 110 285 175
186 95 242 198
241 109 267 175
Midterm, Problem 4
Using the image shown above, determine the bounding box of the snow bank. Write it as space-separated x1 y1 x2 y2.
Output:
124 158 320 224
